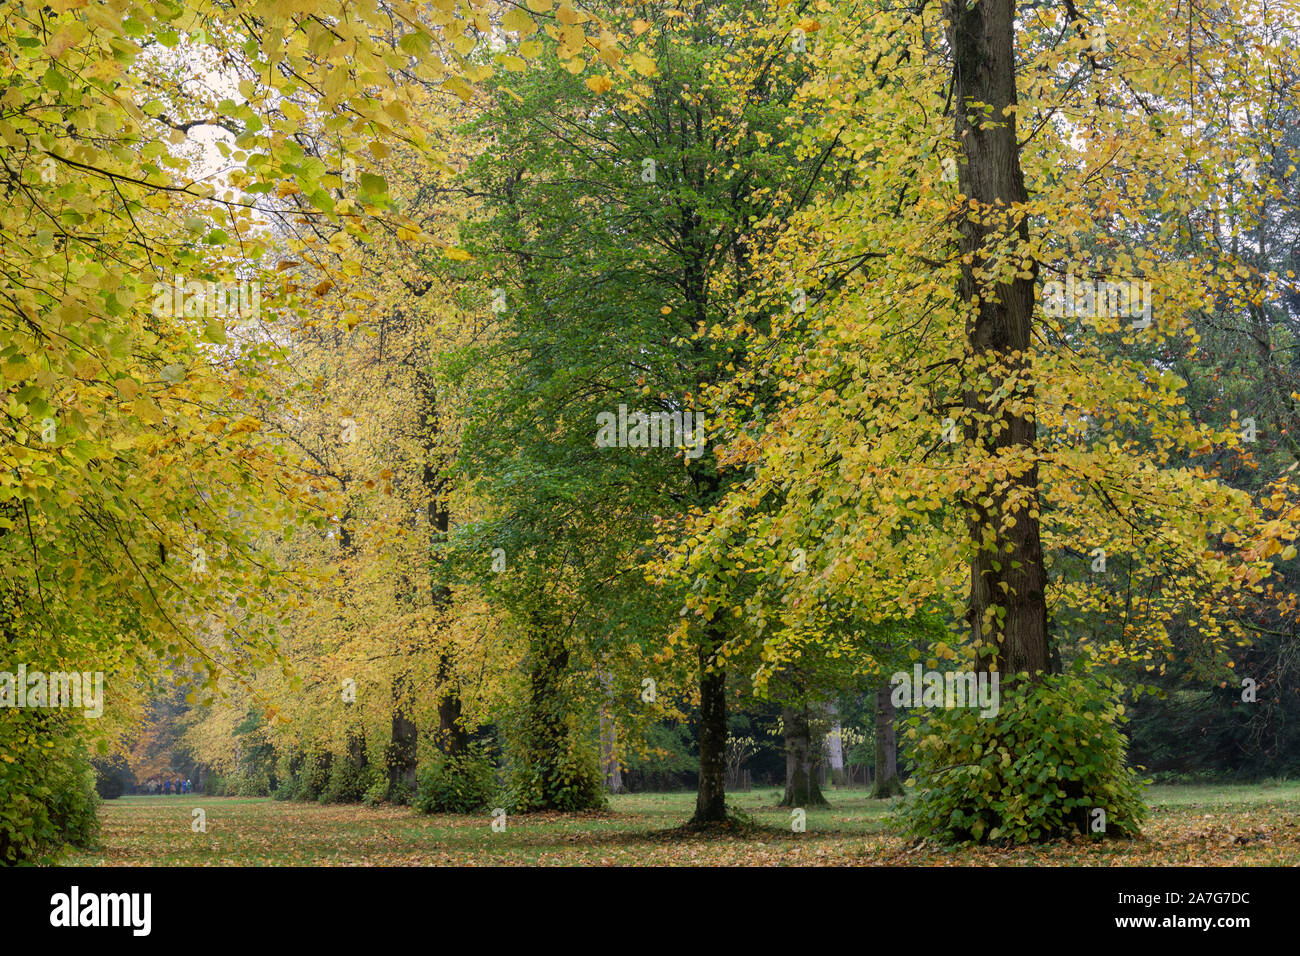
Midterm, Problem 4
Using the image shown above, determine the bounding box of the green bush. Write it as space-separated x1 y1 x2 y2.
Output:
48 758 102 849
0 714 101 864
293 750 332 802
506 737 605 813
273 750 301 800
320 757 369 804
415 747 498 814
273 774 298 801
386 777 413 806
362 774 388 807
231 770 271 797
92 754 132 800
896 669 1149 844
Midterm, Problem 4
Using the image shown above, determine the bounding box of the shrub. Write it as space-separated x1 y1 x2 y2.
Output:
92 754 132 800
506 737 605 813
42 750 101 853
0 713 100 864
386 778 413 807
273 750 302 801
415 747 497 814
320 758 368 804
294 750 332 802
273 774 298 801
896 668 1149 844
231 770 270 797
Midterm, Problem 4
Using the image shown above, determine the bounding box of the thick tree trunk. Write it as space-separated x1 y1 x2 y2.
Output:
387 677 418 799
691 637 728 824
436 653 468 757
871 683 903 798
780 704 829 807
526 620 576 809
946 0 1053 680
346 725 367 772
419 369 468 758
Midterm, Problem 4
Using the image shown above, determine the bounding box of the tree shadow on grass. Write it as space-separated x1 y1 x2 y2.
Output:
479 807 873 851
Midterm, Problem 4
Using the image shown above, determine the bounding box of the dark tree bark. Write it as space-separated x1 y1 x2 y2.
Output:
691 635 728 825
779 703 829 807
523 618 591 810
436 655 468 758
945 0 1053 680
346 725 367 773
418 369 469 758
386 676 418 799
871 682 903 798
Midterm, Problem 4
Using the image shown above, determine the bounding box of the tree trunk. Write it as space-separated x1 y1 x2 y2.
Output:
346 725 367 772
526 620 575 809
946 0 1053 681
600 711 623 794
419 368 468 758
436 653 468 757
826 702 847 785
386 677 417 800
598 669 623 794
780 703 829 807
871 682 903 798
691 637 728 825
824 701 845 785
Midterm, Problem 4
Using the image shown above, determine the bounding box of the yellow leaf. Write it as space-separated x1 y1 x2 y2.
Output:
630 51 657 76
586 74 613 94
132 397 162 424
502 7 537 37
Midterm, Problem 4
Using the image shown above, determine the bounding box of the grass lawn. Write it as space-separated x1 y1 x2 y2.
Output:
61 782 1300 866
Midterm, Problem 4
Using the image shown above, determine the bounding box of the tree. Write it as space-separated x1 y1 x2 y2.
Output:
661 0 1300 841
449 0 847 822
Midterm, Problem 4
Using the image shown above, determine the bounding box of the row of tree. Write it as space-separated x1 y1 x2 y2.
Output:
4 0 1299 861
